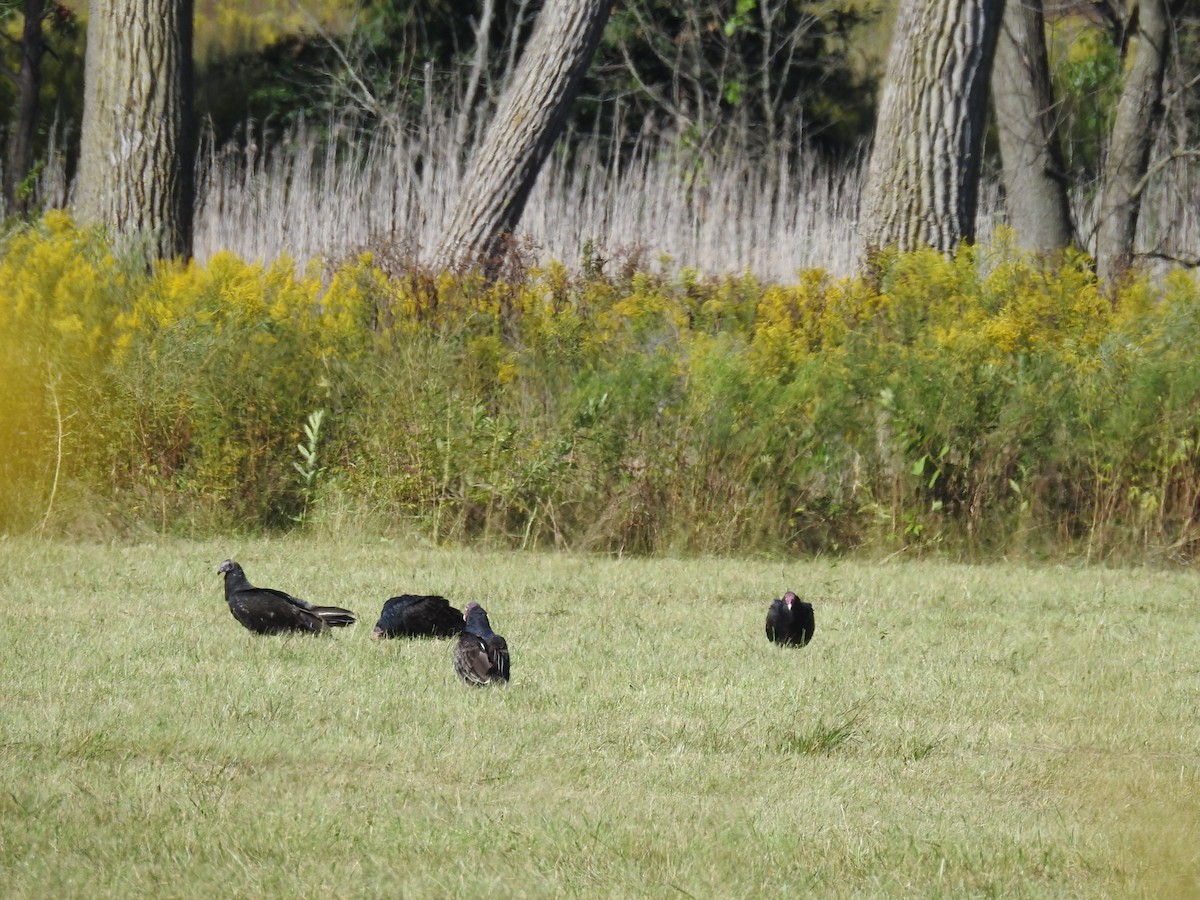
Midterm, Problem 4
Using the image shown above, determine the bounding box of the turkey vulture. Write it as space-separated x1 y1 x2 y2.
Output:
765 590 815 647
372 594 464 639
217 559 357 635
453 602 510 685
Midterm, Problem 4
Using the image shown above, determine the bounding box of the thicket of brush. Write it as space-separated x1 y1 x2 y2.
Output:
3 211 1200 561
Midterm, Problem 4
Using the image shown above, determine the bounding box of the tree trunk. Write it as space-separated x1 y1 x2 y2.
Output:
3 0 48 216
992 0 1073 252
434 0 611 274
75 0 194 260
1095 0 1171 283
860 0 1004 256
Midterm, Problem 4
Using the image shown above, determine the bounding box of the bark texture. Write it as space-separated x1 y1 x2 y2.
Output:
434 0 611 273
76 0 194 260
860 0 1004 255
3 0 48 216
1095 0 1171 282
993 0 1073 252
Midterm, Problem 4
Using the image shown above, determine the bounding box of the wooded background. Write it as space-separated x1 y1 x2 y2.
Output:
2 0 1198 279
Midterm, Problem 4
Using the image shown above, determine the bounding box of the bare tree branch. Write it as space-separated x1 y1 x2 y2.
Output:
454 0 495 157
290 1 380 116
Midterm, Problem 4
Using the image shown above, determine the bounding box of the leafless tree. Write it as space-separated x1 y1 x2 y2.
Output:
435 0 611 274
3 0 50 215
993 0 1074 252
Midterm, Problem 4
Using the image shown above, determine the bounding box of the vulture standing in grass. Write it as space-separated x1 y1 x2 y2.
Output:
765 590 815 647
454 602 510 685
218 559 357 635
372 594 464 639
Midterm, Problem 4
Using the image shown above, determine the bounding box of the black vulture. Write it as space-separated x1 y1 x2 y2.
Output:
372 594 464 639
453 602 510 685
217 559 357 635
765 590 815 647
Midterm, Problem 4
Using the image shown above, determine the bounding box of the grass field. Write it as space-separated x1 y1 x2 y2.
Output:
1 535 1197 897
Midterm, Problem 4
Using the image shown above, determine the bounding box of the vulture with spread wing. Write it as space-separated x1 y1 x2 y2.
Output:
453 602 510 685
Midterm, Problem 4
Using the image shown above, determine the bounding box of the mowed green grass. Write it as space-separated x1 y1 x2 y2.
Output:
1 536 1197 898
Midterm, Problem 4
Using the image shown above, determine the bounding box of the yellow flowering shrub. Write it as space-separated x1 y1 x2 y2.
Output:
193 0 354 59
596 272 690 348
750 269 887 373
0 210 126 357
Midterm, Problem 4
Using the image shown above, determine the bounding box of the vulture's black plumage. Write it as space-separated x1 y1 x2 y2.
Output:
765 590 815 647
454 602 510 685
218 559 357 635
372 594 464 639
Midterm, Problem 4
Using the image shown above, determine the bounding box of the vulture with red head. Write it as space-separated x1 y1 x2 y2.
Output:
765 590 815 647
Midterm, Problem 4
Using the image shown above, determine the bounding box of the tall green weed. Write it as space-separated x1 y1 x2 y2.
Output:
3 215 1200 560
